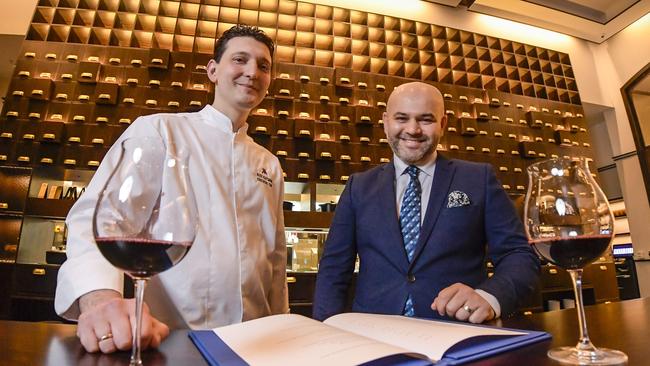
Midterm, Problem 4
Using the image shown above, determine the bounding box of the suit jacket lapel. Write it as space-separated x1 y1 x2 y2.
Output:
409 155 456 268
377 163 410 268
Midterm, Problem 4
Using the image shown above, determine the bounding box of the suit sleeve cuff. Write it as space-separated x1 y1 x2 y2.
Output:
475 289 501 318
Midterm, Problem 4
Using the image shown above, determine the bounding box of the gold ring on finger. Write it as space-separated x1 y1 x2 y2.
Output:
98 333 113 342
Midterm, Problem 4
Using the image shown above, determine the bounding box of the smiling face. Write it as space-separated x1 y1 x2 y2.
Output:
207 36 272 119
382 82 447 165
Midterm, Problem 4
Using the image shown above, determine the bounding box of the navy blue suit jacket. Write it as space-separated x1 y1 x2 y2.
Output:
313 155 540 321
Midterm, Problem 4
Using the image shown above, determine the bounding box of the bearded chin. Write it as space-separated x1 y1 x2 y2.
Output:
389 138 435 165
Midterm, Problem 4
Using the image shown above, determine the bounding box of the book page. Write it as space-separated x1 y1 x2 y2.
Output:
324 313 524 362
212 313 420 366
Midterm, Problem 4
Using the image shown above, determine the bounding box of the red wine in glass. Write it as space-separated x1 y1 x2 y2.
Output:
524 157 626 365
96 237 191 278
530 234 611 270
93 136 197 366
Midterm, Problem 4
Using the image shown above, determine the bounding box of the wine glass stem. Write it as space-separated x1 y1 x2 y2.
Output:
568 269 597 352
130 278 147 366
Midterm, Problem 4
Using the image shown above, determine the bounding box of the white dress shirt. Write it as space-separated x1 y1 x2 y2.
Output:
392 153 501 317
55 105 289 329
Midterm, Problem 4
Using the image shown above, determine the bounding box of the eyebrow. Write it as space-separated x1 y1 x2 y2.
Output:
231 52 272 64
392 112 437 120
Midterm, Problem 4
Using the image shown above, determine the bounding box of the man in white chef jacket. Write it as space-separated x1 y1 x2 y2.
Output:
55 25 289 354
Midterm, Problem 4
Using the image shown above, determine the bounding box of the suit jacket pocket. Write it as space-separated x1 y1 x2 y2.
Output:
438 204 481 232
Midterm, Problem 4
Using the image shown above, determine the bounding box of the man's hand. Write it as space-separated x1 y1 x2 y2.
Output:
431 283 495 324
76 290 170 353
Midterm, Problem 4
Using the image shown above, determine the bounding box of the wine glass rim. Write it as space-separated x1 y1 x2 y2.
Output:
526 156 587 172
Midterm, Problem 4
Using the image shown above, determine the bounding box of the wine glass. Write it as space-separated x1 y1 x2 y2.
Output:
524 157 627 365
93 136 198 365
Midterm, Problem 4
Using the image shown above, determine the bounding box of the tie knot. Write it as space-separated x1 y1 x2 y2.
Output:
406 165 419 179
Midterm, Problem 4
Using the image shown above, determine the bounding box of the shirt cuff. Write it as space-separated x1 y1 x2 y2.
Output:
475 289 501 318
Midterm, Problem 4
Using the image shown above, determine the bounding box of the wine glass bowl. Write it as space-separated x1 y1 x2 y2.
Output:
524 157 626 365
93 136 197 365
95 237 192 278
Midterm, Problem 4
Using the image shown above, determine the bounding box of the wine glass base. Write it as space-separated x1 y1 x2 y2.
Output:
548 346 628 365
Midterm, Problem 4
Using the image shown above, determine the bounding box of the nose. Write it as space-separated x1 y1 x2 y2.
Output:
404 118 422 135
243 60 259 79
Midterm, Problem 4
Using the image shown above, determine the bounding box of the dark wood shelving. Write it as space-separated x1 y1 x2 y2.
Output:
1 1 603 319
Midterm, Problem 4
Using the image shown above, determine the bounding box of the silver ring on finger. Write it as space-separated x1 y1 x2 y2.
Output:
463 305 474 314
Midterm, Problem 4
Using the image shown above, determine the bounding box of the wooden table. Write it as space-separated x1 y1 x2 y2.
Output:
1 297 648 365
470 297 649 365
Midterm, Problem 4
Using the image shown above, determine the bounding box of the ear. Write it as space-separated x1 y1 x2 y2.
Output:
382 111 388 133
439 115 448 136
207 59 219 84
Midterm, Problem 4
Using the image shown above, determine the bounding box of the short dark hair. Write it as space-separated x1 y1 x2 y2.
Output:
214 25 275 62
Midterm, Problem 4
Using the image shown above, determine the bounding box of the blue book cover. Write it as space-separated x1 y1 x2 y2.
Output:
189 313 550 366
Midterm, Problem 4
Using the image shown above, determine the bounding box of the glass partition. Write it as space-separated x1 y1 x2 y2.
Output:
315 183 344 212
285 228 327 272
283 181 311 211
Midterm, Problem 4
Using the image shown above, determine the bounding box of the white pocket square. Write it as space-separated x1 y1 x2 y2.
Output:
447 191 471 208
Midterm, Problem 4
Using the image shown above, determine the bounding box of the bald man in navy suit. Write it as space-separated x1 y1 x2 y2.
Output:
313 82 539 323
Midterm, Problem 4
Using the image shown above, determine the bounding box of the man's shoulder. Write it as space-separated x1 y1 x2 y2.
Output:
443 156 490 172
349 163 390 184
246 137 277 158
144 110 201 121
243 138 283 173
132 110 202 127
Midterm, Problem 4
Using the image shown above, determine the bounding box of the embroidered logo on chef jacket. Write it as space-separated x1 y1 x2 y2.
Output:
256 167 273 187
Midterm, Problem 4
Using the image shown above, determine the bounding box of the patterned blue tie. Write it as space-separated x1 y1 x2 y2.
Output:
400 165 421 317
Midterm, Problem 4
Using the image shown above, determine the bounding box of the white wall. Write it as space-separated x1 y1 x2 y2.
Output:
602 13 650 87
588 13 650 156
594 13 650 297
0 0 38 110
0 0 38 36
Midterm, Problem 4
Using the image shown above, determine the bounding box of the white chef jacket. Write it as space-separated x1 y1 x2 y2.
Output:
55 105 289 329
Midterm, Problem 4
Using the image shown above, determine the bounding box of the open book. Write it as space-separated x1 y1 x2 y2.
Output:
189 313 550 366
